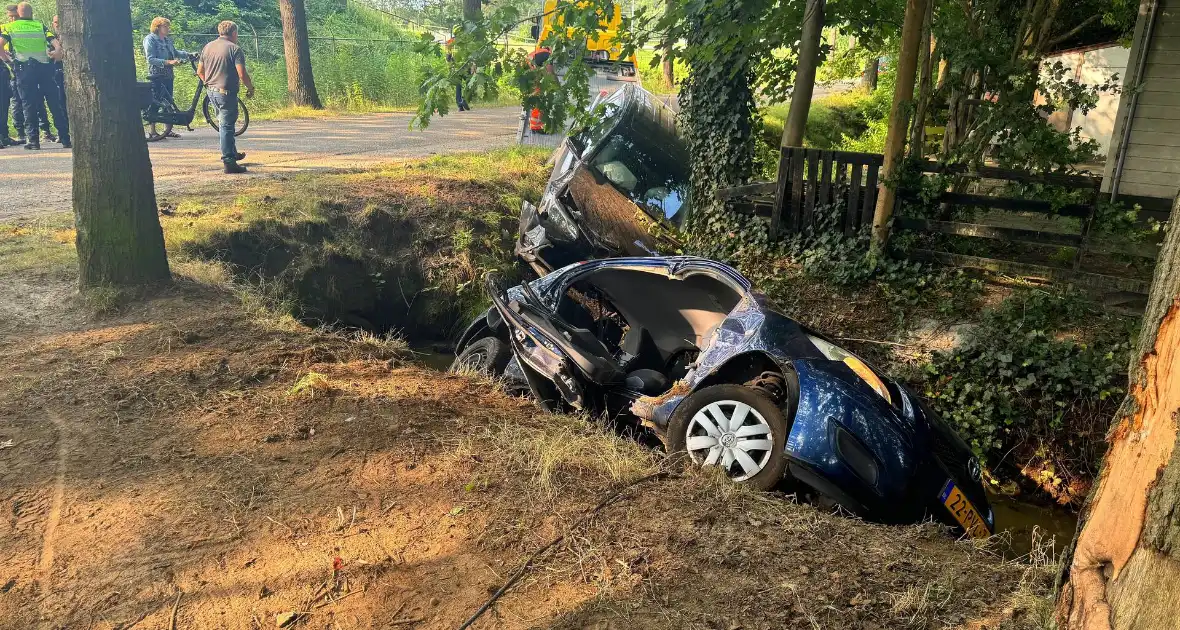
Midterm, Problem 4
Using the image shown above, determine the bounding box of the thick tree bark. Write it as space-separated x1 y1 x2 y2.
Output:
861 56 878 91
279 0 323 108
782 0 825 148
869 0 927 252
464 0 481 21
58 0 169 287
1056 204 1180 629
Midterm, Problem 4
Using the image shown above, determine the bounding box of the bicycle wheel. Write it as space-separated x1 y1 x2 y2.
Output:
235 99 249 137
203 96 250 137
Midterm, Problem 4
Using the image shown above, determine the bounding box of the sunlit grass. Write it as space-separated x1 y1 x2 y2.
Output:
0 214 76 277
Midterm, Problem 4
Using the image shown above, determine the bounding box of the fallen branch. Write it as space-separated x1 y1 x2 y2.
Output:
834 336 913 348
457 471 671 630
389 617 425 626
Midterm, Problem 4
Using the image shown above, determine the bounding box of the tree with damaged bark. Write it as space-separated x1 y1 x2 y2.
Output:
1055 211 1180 629
279 0 323 108
781 0 825 147
58 0 170 288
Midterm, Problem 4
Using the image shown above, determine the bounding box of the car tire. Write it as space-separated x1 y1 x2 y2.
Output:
666 384 789 491
449 337 512 376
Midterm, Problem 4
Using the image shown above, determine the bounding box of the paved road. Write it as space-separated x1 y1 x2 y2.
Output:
0 106 523 220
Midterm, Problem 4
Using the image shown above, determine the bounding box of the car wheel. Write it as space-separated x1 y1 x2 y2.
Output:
449 337 512 376
666 384 789 490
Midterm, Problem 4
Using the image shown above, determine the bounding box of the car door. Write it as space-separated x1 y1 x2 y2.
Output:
485 275 589 410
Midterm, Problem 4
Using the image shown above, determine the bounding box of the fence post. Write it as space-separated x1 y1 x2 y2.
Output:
771 148 790 236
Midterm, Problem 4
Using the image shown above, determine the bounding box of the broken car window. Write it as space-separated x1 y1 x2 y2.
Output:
588 134 690 228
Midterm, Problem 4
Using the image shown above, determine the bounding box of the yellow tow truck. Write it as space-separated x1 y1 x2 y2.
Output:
530 0 638 79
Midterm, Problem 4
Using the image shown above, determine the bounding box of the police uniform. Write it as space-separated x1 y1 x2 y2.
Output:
0 19 50 144
0 35 11 145
0 21 15 146
1 17 68 148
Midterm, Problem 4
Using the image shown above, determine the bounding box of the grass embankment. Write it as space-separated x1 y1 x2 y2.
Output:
761 80 893 157
157 147 550 342
1 152 1055 629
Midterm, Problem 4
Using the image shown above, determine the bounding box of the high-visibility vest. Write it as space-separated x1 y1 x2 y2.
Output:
5 19 51 63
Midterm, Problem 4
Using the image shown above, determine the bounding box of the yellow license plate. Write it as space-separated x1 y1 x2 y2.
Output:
939 480 991 539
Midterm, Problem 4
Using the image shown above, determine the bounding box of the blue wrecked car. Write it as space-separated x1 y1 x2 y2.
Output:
451 256 994 538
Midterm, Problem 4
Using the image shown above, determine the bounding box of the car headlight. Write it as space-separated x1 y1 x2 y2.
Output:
807 334 892 405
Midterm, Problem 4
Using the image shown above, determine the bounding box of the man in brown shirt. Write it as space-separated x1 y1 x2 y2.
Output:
197 20 253 173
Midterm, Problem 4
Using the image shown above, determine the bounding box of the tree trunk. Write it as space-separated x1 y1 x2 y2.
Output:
279 0 323 108
782 0 825 148
463 0 481 21
869 0 927 253
861 56 878 91
909 7 936 158
661 0 676 88
1056 199 1180 629
58 0 169 288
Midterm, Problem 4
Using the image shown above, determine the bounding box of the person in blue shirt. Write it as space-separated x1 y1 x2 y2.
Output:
143 16 190 140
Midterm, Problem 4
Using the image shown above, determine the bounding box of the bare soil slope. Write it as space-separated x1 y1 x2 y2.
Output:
0 274 1054 630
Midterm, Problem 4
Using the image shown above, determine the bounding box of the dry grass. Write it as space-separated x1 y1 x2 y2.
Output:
0 215 75 277
0 263 1056 628
252 103 416 122
0 149 1058 630
478 414 663 496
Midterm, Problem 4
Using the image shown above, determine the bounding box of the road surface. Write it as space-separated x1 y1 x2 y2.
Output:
0 106 523 220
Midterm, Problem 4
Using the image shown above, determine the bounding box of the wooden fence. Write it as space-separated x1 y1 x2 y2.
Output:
720 147 1161 295
719 148 883 236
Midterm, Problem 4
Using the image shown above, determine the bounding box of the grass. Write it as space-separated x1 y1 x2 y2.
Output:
0 216 76 277
761 78 893 152
635 48 686 97
158 147 551 341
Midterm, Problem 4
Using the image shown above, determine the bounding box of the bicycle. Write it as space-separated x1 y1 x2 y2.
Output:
140 53 249 140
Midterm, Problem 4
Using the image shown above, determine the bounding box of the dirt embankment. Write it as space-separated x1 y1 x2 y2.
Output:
160 149 551 344
0 275 1057 629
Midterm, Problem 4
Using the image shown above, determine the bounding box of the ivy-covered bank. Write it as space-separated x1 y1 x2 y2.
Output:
685 207 1137 506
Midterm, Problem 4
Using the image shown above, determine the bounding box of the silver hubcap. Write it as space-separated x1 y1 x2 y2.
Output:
685 400 775 482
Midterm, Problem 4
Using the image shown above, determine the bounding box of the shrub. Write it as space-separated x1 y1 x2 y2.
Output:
920 290 1132 468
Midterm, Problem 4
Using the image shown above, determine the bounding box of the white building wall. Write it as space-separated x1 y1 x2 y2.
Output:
1042 45 1130 156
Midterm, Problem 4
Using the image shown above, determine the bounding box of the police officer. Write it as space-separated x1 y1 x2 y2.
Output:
2 2 51 145
0 3 67 150
0 22 12 147
50 14 64 110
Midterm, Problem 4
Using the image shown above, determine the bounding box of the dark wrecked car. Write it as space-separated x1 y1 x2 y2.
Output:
516 84 689 273
451 256 994 538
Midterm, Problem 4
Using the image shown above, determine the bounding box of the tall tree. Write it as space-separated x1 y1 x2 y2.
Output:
869 0 926 252
781 0 825 147
464 0 481 21
1056 206 1180 629
279 0 322 108
58 0 170 287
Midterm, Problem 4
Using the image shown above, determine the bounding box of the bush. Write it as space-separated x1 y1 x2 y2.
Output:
920 290 1132 470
